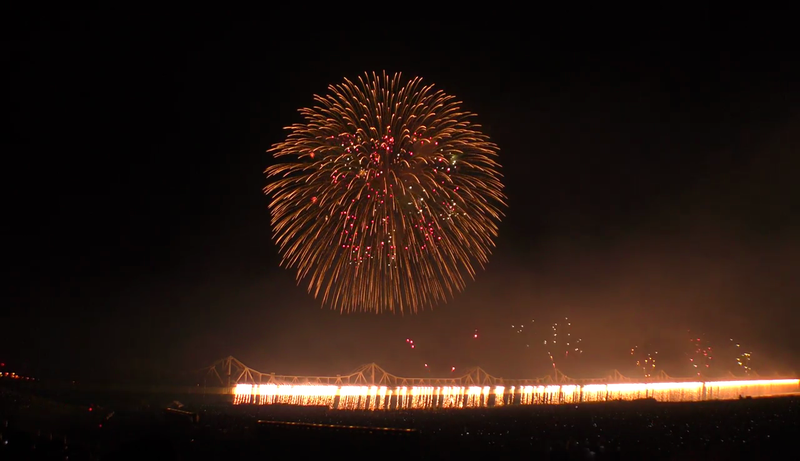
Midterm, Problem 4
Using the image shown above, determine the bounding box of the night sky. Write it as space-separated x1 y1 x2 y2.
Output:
5 9 799 383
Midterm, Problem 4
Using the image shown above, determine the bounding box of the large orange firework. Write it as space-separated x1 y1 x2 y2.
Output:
264 71 505 314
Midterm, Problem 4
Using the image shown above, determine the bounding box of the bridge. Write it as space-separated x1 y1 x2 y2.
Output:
198 356 759 388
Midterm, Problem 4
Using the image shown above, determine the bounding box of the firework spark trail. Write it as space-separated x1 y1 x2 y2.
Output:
265 72 506 314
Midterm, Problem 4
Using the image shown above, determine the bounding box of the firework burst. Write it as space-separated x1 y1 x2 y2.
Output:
686 330 714 376
729 339 754 375
265 72 506 314
545 317 583 371
630 345 658 378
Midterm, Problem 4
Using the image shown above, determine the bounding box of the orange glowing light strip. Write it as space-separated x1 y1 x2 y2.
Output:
232 379 799 409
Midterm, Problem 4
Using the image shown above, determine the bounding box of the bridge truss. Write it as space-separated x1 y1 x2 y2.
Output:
198 356 757 388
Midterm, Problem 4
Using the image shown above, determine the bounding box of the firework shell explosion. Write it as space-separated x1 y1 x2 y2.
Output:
265 72 506 314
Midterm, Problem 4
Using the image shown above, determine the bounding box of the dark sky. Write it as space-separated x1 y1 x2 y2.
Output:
5 8 799 383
